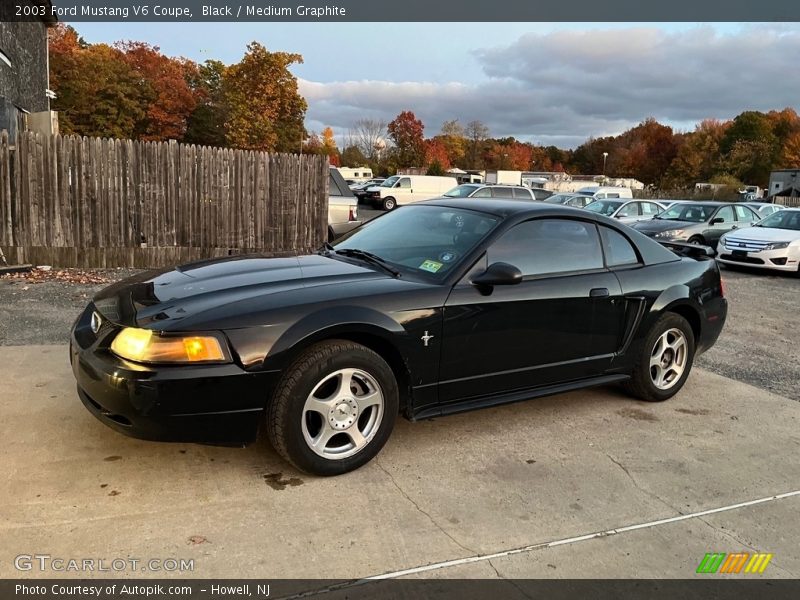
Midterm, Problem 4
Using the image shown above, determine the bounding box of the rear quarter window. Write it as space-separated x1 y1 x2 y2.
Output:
600 226 640 267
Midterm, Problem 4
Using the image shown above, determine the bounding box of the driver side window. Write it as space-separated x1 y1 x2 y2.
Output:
488 219 604 277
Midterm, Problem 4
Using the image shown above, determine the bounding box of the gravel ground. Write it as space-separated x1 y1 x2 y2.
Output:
1 262 797 400
0 268 142 346
697 265 800 401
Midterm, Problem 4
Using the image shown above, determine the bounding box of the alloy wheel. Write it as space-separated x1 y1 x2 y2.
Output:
649 328 688 390
301 368 384 460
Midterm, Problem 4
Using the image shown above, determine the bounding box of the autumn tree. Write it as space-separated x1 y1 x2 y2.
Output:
780 131 800 168
663 120 729 187
223 42 307 152
303 131 323 154
320 127 340 165
484 139 533 171
387 111 426 167
424 138 451 170
48 24 148 138
437 120 467 167
117 41 197 141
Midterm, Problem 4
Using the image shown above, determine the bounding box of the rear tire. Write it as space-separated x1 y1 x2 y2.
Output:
623 313 695 402
383 197 396 211
266 340 398 476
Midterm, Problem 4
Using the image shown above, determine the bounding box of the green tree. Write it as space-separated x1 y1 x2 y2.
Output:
184 60 227 147
720 111 777 156
426 160 445 176
223 42 307 152
340 145 368 167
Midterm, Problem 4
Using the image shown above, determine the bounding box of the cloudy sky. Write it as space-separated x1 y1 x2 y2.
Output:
74 22 800 148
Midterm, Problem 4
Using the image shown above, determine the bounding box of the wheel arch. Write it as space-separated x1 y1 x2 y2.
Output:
265 312 413 415
648 284 703 341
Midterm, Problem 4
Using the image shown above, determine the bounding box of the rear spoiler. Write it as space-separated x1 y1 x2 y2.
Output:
658 241 716 258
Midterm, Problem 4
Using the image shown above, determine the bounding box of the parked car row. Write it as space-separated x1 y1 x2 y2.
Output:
345 172 796 275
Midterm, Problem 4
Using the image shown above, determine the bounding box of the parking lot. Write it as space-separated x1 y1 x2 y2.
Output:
1 262 799 581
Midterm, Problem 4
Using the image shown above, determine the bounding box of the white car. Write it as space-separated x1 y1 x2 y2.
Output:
584 199 667 224
716 209 800 273
742 202 785 218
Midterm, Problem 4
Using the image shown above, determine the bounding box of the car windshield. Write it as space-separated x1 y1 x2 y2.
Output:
380 176 400 188
655 204 713 222
756 210 800 231
444 184 480 198
333 205 500 280
585 200 623 216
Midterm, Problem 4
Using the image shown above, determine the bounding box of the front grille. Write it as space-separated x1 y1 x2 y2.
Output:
724 237 775 252
720 253 765 265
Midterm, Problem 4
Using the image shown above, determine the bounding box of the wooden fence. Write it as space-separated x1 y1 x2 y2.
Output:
0 131 329 267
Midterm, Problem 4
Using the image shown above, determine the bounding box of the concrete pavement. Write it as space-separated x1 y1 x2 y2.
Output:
1 345 798 579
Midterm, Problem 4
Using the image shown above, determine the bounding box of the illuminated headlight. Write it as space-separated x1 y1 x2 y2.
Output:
111 328 230 364
763 242 789 250
654 229 684 239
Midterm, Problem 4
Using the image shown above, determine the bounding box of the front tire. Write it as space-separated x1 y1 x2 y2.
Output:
623 313 695 402
687 235 705 245
266 340 399 476
382 197 396 211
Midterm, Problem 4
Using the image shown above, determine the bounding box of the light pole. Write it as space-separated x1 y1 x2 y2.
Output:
602 152 609 178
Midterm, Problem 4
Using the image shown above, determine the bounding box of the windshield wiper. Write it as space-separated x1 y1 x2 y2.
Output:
334 248 401 277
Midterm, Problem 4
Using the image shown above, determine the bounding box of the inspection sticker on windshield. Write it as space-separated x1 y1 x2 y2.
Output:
419 260 443 273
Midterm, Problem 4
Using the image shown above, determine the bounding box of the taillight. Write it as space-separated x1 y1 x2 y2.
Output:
349 206 358 221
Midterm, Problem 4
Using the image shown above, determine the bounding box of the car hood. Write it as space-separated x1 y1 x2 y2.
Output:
633 219 698 233
92 254 393 329
723 226 800 242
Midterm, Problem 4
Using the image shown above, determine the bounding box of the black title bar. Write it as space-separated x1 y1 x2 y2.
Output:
3 0 800 22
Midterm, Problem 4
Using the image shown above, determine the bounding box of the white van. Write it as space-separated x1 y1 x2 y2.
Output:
365 175 458 210
338 167 374 182
577 186 633 199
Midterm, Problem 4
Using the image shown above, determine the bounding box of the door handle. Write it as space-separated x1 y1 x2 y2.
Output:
590 288 610 298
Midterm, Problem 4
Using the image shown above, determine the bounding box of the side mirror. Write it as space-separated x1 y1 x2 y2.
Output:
472 262 523 286
710 217 724 225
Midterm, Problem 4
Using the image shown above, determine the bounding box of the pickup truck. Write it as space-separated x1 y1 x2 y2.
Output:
328 167 361 240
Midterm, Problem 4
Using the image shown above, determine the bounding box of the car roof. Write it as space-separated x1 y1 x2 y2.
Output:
421 197 596 218
670 201 734 207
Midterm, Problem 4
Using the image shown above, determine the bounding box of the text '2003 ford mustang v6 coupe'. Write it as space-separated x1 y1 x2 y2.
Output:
71 199 727 475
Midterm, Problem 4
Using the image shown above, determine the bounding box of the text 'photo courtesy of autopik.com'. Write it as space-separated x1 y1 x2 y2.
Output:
2 0 800 598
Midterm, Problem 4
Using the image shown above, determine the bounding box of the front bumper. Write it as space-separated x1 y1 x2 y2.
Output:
716 245 799 272
70 306 279 445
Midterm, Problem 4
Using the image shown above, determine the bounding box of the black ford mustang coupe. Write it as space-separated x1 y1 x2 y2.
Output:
71 199 727 475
